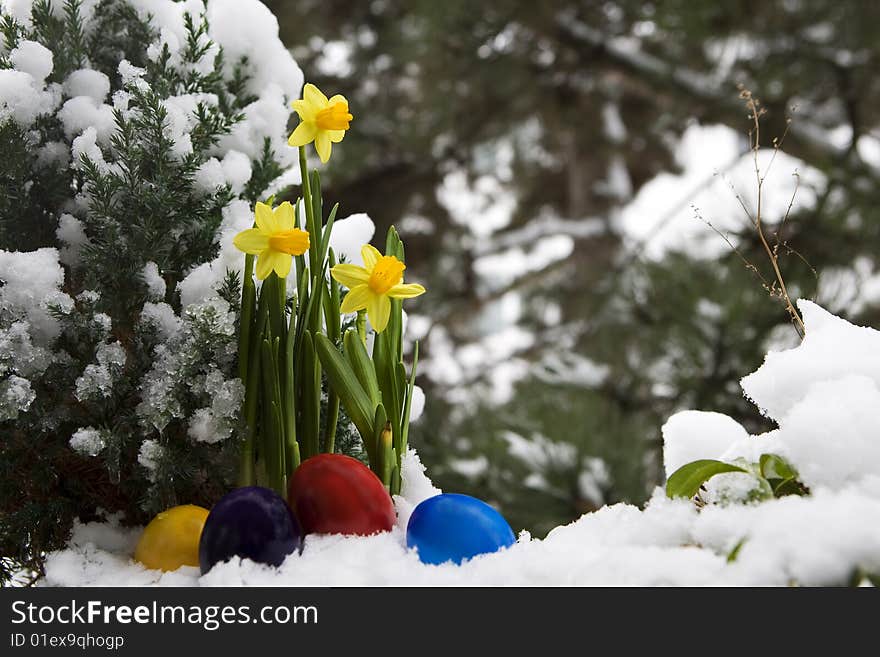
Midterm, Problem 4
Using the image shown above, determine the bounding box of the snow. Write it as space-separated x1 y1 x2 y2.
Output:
193 158 227 192
137 440 164 482
9 40 53 81
193 151 251 194
767 376 880 490
617 123 827 260
39 301 880 586
204 0 302 101
140 302 181 340
63 69 111 103
213 85 296 165
533 351 608 387
408 385 425 422
0 374 35 421
1 0 35 28
328 213 375 266
70 126 111 173
141 262 167 300
56 214 88 266
662 410 750 478
2 0 101 27
0 69 59 127
75 341 127 401
36 140 69 170
741 301 880 421
177 200 252 307
58 96 116 144
667 301 880 495
437 170 516 239
69 427 106 457
219 151 252 194
0 248 72 343
186 370 244 444
117 60 148 91
474 235 574 292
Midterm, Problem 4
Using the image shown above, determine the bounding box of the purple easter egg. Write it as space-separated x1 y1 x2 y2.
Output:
199 486 302 574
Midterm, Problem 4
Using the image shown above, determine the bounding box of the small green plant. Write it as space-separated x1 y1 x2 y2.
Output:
666 453 808 501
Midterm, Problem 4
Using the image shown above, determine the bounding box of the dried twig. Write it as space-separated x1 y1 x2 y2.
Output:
738 86 806 338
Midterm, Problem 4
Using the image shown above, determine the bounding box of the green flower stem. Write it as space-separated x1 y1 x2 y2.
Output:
237 426 255 487
265 274 284 346
236 252 256 487
322 256 342 453
238 253 256 381
299 146 320 277
283 303 299 474
324 394 339 454
395 340 419 494
326 249 342 337
309 170 323 274
300 331 320 459
270 336 286 494
238 272 270 487
260 337 286 496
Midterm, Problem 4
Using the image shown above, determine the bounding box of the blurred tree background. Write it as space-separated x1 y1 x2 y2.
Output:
265 0 880 535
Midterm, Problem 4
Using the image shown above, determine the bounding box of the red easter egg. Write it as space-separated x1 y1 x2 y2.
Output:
288 454 396 536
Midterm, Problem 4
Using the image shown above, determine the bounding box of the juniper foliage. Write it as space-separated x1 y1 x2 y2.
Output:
0 0 297 585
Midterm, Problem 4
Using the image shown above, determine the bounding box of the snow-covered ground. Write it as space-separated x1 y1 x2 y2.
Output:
41 300 880 586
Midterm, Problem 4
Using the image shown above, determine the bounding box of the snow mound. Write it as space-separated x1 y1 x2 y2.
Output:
669 301 880 494
742 300 880 420
662 410 749 478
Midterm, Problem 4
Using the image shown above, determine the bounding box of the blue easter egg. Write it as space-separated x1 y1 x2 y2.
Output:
199 486 302 574
406 493 516 565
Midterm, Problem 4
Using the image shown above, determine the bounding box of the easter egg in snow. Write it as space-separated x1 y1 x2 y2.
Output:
406 493 516 565
288 453 396 536
198 486 302 574
134 504 209 572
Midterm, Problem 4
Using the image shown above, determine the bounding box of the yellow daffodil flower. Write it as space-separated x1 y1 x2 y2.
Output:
233 201 310 280
331 245 426 333
288 83 353 163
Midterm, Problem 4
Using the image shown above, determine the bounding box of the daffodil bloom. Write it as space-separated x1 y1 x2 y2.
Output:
331 245 426 333
288 83 353 163
233 201 310 280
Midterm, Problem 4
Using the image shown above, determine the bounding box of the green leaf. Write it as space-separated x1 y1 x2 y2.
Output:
727 538 746 563
759 453 797 481
758 453 807 497
665 459 749 499
773 478 808 497
299 331 321 459
370 403 387 474
400 341 419 456
309 169 322 274
315 333 376 443
344 329 380 405
319 203 340 267
323 248 341 341
372 330 402 441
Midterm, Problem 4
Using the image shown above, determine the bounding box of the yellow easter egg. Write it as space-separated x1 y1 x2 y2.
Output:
134 504 209 572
